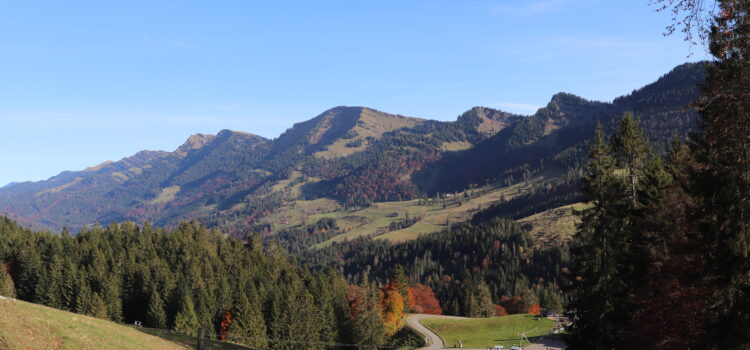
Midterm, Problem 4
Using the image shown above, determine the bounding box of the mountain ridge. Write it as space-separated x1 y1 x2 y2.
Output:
0 62 707 234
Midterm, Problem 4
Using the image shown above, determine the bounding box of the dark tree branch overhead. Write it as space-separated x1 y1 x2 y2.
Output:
651 0 719 49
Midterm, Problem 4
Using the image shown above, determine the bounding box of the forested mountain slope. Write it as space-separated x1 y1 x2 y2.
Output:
414 62 706 194
0 62 706 237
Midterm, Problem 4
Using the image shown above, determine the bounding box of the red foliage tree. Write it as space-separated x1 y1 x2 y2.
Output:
346 285 366 318
217 310 233 341
493 304 509 316
500 296 525 315
408 284 443 315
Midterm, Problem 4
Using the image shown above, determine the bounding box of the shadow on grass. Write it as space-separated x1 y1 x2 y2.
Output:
136 326 252 350
492 334 568 348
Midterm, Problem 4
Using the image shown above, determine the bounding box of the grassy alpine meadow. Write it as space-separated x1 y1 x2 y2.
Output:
420 314 557 349
0 298 250 350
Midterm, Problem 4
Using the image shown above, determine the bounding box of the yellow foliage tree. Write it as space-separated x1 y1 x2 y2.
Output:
381 281 406 336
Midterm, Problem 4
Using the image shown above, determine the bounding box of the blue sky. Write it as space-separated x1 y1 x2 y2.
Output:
0 0 709 186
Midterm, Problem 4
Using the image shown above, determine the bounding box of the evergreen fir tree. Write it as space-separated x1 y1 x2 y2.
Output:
231 289 268 348
390 265 411 310
461 279 494 318
569 120 632 349
35 255 62 308
89 292 110 319
611 113 651 206
14 247 41 301
75 279 92 315
146 288 167 329
173 293 200 336
311 274 337 345
59 260 77 311
0 266 15 298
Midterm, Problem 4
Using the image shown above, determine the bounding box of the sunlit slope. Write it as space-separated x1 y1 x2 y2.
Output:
0 298 248 350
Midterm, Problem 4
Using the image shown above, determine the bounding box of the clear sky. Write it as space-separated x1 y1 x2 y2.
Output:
0 0 709 186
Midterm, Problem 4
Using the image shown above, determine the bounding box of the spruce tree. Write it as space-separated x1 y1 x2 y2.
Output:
611 113 651 206
173 294 200 336
89 292 110 319
569 121 630 349
390 265 411 311
231 289 268 348
0 266 15 298
59 260 77 311
14 246 40 301
461 279 494 318
35 255 62 308
146 289 167 329
267 270 322 350
311 274 337 345
75 279 92 315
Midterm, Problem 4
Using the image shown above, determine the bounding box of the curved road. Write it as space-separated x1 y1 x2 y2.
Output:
406 314 567 350
406 314 475 350
407 314 448 349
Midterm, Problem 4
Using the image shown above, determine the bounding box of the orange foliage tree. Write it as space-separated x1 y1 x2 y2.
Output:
527 303 541 315
493 304 509 316
408 283 442 315
381 280 406 336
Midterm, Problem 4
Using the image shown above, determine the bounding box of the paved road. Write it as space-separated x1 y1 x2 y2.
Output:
406 314 567 350
407 314 461 350
407 314 495 350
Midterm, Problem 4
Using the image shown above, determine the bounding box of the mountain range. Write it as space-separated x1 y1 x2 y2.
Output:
0 62 707 240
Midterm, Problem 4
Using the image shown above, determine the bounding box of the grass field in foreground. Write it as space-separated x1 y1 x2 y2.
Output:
0 298 249 350
420 314 556 348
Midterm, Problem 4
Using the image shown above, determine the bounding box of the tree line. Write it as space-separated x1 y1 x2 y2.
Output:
301 217 566 318
0 217 421 349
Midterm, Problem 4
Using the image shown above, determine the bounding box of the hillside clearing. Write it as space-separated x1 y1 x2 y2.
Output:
420 314 557 349
516 202 590 248
255 174 561 249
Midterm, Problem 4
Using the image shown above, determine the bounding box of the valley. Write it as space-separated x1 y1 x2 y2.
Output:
0 61 718 350
2 0 747 348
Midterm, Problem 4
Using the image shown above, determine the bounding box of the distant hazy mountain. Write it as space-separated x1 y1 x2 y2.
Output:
0 62 706 233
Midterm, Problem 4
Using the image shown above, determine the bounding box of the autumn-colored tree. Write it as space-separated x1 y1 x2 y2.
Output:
349 281 386 348
390 265 411 311
217 310 232 341
346 285 366 319
381 280 406 336
527 303 541 315
408 284 442 315
500 296 525 315
493 304 508 316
